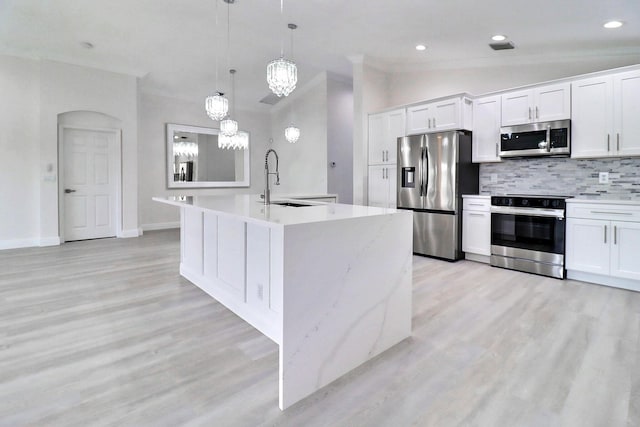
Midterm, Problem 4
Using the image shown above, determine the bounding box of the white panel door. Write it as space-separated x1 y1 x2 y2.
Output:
610 221 640 281
63 128 117 241
432 98 460 131
368 165 388 208
566 218 610 275
501 89 533 126
534 83 571 122
614 70 640 156
386 109 406 163
472 95 501 163
571 76 613 158
406 103 432 135
462 210 491 256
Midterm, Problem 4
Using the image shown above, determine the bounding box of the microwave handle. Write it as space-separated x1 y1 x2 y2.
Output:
545 125 551 152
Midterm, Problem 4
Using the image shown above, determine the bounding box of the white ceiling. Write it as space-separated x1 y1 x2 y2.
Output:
1 0 639 112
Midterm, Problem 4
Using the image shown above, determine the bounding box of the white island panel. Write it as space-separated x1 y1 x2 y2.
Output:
280 213 412 409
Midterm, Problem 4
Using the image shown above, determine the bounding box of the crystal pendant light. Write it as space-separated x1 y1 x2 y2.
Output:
285 125 300 143
220 68 238 138
205 0 228 120
267 1 297 97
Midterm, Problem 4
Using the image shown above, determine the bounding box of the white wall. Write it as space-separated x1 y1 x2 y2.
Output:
0 56 40 249
137 92 271 230
387 57 640 107
327 76 354 204
0 55 139 248
269 73 329 196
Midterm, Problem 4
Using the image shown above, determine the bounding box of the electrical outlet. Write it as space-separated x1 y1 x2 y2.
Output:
599 172 609 184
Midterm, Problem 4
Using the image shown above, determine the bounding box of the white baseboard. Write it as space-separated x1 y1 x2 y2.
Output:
0 238 40 250
141 221 180 231
40 236 61 247
119 228 142 238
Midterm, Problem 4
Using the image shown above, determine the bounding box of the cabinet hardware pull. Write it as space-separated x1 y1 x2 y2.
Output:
604 225 607 244
495 142 499 157
382 168 385 179
433 117 436 127
614 225 617 245
617 133 620 151
468 203 484 206
428 118 431 128
590 211 632 215
535 106 539 119
469 213 485 217
607 134 610 151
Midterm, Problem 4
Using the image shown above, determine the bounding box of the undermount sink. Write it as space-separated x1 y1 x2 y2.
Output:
271 201 314 207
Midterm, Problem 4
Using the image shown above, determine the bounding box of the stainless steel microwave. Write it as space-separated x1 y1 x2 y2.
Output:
499 119 571 158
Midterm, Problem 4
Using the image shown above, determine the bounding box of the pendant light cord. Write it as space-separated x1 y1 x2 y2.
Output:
280 0 284 57
214 0 219 91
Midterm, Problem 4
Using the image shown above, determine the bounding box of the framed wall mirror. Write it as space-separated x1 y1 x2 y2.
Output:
166 123 250 188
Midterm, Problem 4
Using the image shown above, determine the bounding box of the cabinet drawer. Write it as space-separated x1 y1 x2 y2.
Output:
463 197 491 212
567 203 640 221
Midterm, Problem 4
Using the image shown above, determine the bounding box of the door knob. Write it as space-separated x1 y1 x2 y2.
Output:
64 189 76 194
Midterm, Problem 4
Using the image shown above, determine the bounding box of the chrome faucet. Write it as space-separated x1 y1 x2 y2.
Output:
264 149 280 205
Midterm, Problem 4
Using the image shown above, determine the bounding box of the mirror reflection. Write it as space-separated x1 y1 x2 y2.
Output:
166 123 250 188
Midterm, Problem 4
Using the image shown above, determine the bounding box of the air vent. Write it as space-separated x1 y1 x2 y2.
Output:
259 93 283 106
489 41 515 51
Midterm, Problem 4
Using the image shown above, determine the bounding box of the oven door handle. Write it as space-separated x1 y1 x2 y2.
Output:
491 206 565 218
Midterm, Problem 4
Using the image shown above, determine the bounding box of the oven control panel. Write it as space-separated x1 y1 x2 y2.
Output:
491 196 568 209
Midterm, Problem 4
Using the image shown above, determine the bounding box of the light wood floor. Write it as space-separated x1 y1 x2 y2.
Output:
1 229 638 427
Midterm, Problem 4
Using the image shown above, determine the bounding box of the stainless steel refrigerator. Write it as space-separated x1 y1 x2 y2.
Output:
397 130 478 260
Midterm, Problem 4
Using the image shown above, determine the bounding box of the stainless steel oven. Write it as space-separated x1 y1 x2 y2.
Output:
490 195 569 279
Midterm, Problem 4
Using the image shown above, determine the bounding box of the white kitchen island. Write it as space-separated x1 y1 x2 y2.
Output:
153 195 413 410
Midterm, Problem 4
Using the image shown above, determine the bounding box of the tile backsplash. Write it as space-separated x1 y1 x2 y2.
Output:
479 157 640 200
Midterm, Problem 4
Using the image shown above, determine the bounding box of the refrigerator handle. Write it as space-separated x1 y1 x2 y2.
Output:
423 147 429 199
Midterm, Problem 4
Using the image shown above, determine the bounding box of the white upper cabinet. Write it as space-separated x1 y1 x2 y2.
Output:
472 95 501 163
501 83 571 126
614 70 640 157
368 108 405 165
406 96 472 135
572 69 640 158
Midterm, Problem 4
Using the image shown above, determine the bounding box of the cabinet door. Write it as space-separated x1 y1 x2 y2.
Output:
386 109 406 163
406 104 432 135
462 210 491 256
535 83 571 122
432 98 460 131
614 70 640 156
571 76 613 158
501 89 533 126
368 113 386 164
566 218 610 275
472 95 501 163
368 165 388 208
386 165 397 208
610 221 640 280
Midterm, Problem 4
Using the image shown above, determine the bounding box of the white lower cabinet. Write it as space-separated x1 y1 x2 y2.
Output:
462 196 491 262
368 164 396 208
566 202 640 291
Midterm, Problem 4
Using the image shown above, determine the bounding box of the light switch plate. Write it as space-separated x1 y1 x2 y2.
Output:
599 172 609 184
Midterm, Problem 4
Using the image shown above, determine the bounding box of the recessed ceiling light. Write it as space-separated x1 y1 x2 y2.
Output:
491 35 507 41
415 44 427 51
603 20 623 29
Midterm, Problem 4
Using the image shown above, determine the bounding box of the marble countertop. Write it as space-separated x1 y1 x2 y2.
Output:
153 195 403 227
567 198 640 206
